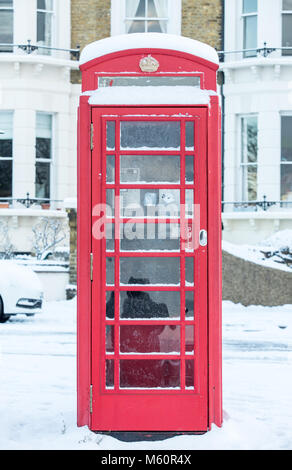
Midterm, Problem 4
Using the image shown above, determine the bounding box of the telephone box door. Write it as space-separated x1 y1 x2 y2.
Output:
91 106 208 431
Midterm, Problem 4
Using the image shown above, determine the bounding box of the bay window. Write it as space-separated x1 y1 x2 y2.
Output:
281 116 292 201
37 0 54 55
35 113 52 200
0 112 13 199
282 0 292 56
242 0 257 58
240 116 258 201
0 0 13 52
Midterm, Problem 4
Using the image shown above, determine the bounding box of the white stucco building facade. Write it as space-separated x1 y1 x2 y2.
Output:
221 0 292 244
0 0 80 252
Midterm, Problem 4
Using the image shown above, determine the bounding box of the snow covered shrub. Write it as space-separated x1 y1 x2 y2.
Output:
32 217 67 260
0 219 14 259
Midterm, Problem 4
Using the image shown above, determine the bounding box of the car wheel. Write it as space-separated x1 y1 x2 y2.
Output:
26 313 35 317
0 297 11 323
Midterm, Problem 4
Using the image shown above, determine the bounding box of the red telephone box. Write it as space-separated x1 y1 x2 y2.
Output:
77 33 222 433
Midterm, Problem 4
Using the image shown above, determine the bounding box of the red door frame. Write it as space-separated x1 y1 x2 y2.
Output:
90 106 208 431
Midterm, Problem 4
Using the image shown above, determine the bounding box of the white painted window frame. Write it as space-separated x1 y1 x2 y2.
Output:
111 0 181 36
0 0 14 50
36 0 55 54
281 0 292 55
241 0 258 58
238 114 258 202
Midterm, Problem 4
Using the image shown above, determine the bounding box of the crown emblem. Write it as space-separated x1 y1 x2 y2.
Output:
139 55 160 72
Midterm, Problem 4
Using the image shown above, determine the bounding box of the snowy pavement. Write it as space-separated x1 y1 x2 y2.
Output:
0 299 291 450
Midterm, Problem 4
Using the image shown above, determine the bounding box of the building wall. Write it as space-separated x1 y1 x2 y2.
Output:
181 0 222 50
71 0 111 83
221 0 292 244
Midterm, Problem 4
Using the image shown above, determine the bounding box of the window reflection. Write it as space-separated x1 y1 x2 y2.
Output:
120 359 180 388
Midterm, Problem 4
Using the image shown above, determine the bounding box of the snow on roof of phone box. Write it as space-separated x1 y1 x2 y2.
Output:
79 33 219 66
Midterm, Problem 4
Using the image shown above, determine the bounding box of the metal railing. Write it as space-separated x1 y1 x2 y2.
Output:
0 193 63 209
222 196 292 212
0 40 80 60
217 43 292 62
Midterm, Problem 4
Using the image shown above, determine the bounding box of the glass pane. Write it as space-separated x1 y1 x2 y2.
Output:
186 360 194 389
0 1 13 6
106 122 115 150
185 325 194 354
283 0 292 10
106 222 115 251
120 325 180 353
0 140 12 158
241 117 258 164
35 162 50 199
0 11 13 51
243 16 257 58
126 0 145 17
185 156 194 183
281 116 292 161
120 257 180 285
148 0 168 17
185 258 194 286
106 359 114 388
37 0 54 10
106 189 115 217
242 165 257 201
185 291 194 319
37 11 52 52
120 121 180 150
186 190 194 218
243 0 257 13
121 188 180 217
147 20 166 33
106 155 115 183
185 122 194 150
281 164 292 201
282 15 292 55
106 291 115 319
120 359 180 388
106 325 115 353
98 76 201 88
0 112 13 139
121 223 180 252
36 113 52 138
0 160 12 198
120 290 181 319
106 257 115 285
126 20 146 33
120 155 180 183
36 138 51 159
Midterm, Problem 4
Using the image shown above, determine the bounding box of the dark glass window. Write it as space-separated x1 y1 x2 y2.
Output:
281 116 292 200
35 113 52 199
0 111 13 198
37 0 53 55
0 0 13 52
282 1 292 55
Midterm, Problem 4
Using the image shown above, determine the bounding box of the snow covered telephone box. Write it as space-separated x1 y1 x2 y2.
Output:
77 33 222 433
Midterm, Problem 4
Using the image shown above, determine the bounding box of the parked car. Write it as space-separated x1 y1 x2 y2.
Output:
0 261 43 323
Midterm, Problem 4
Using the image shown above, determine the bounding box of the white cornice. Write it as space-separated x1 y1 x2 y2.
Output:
0 53 79 70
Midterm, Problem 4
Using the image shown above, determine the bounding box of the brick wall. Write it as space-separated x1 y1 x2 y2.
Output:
181 0 222 50
71 0 111 83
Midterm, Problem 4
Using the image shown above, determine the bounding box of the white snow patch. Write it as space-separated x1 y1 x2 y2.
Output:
0 298 291 450
80 33 219 66
87 86 214 105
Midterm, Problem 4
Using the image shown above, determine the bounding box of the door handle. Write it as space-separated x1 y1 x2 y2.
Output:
199 229 208 247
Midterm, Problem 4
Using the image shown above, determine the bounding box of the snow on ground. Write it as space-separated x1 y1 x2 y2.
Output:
0 299 291 450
